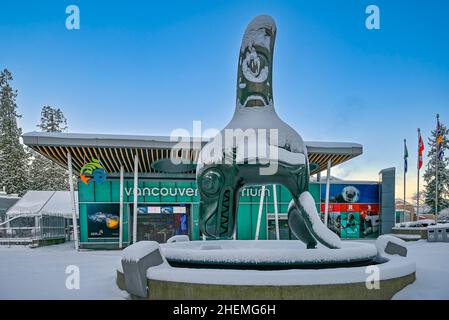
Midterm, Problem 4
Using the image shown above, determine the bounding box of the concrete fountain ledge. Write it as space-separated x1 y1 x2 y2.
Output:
116 238 416 300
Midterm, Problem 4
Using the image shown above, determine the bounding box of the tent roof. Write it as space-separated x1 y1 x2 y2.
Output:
41 191 78 217
6 191 78 218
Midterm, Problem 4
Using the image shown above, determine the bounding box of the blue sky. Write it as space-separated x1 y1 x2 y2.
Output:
1 0 449 200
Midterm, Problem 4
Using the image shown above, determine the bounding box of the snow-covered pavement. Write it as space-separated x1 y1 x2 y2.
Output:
393 241 449 299
0 240 448 299
0 242 128 300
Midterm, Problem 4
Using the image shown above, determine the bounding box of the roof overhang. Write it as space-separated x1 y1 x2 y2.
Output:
22 132 363 177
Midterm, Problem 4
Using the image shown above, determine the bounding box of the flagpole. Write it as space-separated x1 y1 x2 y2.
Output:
435 114 439 221
436 147 438 220
404 139 407 222
417 128 420 221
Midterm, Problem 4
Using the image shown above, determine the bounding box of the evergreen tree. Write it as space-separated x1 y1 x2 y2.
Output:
0 69 29 195
411 191 426 206
37 106 67 132
423 119 449 215
28 106 69 191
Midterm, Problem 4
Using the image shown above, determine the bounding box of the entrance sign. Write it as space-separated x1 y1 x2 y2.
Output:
80 158 107 185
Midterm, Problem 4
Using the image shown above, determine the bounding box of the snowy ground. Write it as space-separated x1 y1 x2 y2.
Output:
0 242 128 300
0 240 448 299
393 241 449 300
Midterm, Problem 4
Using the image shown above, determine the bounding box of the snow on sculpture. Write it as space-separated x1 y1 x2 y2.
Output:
196 15 341 249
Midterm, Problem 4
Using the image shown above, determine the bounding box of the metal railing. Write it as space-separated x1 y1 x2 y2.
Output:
0 215 69 246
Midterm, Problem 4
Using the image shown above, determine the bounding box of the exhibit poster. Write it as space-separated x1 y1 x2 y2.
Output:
87 204 120 238
341 212 360 238
320 184 380 239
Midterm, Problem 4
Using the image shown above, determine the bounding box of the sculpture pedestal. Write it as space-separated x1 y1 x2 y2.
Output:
146 273 415 300
115 240 416 300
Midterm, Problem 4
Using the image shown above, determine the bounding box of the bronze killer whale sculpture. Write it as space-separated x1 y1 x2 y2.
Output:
196 15 341 249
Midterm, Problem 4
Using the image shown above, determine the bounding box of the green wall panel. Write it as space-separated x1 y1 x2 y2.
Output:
239 186 252 203
177 181 194 203
122 205 129 243
78 181 94 202
237 204 252 240
160 182 176 203
94 181 111 202
280 185 292 203
310 183 321 203
79 204 88 242
190 203 200 240
137 181 145 203
264 185 278 214
125 181 133 202
279 204 288 213
144 181 160 203
251 203 267 240
191 181 200 202
111 180 120 202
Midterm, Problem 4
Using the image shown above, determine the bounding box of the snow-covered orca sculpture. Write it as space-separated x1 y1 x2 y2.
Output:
196 15 341 249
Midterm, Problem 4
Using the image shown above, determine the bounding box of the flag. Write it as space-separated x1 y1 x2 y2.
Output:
418 130 424 169
437 116 443 161
404 139 408 173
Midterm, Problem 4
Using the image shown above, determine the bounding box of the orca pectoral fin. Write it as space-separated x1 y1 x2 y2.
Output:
289 191 342 249
288 200 317 249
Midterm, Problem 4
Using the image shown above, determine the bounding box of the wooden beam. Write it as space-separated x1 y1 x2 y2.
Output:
36 146 62 167
44 146 66 165
124 147 135 173
140 148 148 172
108 147 121 172
106 148 120 172
111 148 123 173
74 146 87 164
97 147 110 171
60 146 82 171
145 148 151 173
119 148 131 172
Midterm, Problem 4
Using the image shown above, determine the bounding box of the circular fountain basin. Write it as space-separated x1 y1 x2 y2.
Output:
115 239 416 299
160 240 378 270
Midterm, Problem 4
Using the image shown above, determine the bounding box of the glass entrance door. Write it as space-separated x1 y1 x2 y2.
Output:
133 204 189 243
266 213 295 240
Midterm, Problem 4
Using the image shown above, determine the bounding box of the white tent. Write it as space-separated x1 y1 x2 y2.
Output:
2 191 78 244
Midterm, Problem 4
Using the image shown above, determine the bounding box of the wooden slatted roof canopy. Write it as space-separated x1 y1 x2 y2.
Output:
22 132 362 177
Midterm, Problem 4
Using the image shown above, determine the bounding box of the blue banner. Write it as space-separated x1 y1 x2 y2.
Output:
321 183 379 204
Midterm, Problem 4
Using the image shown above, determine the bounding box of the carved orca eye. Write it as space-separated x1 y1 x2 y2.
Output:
200 169 223 196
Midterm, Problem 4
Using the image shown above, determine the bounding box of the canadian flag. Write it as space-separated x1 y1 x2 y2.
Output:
418 131 424 169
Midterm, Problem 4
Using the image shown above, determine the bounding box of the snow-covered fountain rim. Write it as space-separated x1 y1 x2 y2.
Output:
146 254 416 286
160 240 377 264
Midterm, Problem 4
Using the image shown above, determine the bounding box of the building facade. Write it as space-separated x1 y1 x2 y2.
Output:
23 132 395 249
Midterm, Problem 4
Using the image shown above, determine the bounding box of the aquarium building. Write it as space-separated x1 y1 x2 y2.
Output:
22 132 396 249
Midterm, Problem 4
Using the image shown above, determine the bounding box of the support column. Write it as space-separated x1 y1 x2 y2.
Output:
34 215 40 241
67 153 79 250
255 185 266 240
273 185 280 240
119 165 124 248
133 154 139 243
324 160 331 227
